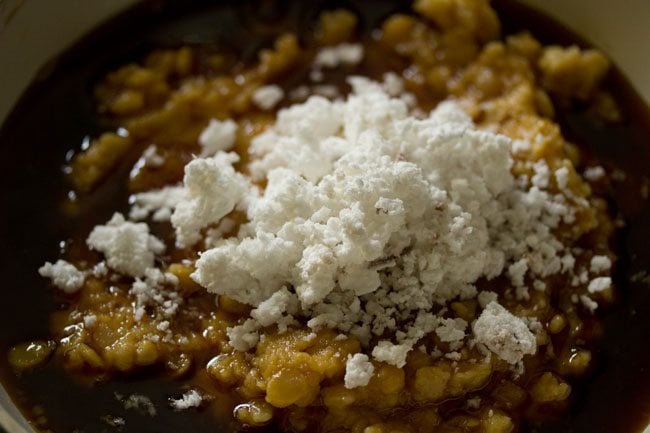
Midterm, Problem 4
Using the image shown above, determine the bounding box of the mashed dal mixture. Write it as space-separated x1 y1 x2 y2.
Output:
8 0 629 432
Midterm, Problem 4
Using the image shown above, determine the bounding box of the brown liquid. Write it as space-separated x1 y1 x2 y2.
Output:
0 1 649 432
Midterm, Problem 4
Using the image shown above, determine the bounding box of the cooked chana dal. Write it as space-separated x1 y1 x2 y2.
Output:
8 1 638 433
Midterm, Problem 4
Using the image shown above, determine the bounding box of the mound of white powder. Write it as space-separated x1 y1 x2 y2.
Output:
188 78 579 372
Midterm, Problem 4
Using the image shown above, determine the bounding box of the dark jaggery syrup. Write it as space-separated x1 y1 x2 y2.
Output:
0 1 649 433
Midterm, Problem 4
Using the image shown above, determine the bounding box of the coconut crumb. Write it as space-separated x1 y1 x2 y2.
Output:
371 340 413 368
344 353 375 389
590 255 612 273
314 43 364 68
587 276 612 293
252 85 284 110
87 213 165 278
473 302 537 364
83 315 97 328
171 153 249 247
580 295 598 313
169 389 203 411
583 166 605 181
198 119 237 157
38 260 85 293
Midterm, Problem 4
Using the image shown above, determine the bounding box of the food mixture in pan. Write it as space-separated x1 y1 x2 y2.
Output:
6 0 631 432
